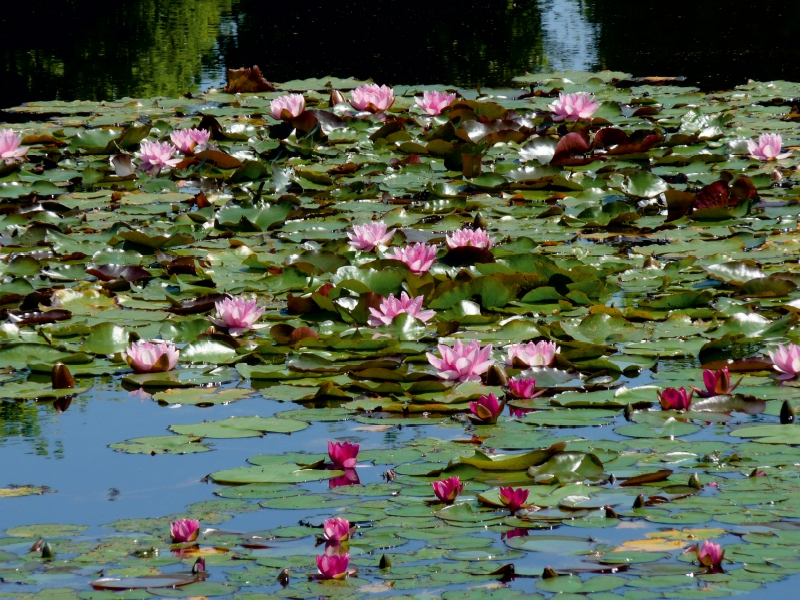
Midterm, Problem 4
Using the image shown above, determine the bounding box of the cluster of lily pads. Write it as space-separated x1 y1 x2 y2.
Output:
2 69 800 597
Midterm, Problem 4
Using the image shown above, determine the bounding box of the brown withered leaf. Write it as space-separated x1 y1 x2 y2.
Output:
224 65 275 93
620 469 673 487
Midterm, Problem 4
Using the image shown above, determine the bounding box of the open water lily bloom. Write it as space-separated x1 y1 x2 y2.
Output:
349 84 395 112
328 441 359 469
135 139 181 174
505 341 559 368
169 128 210 154
386 243 437 273
322 517 353 543
210 296 265 335
507 377 543 399
768 343 800 377
432 476 463 504
657 386 693 411
368 292 436 326
445 228 495 250
499 486 529 512
747 133 791 161
415 90 456 116
427 339 494 383
124 340 179 373
548 92 601 121
0 129 27 159
270 93 306 120
170 519 200 543
692 367 741 397
696 540 724 569
469 393 503 424
347 221 395 252
316 552 350 579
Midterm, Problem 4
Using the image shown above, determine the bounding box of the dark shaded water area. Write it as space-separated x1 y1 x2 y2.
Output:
1 0 799 109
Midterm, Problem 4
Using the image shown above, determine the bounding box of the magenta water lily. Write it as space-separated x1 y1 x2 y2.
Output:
322 517 354 544
468 393 504 425
415 90 456 116
505 341 559 368
270 93 306 120
432 476 463 504
549 92 600 121
210 296 265 335
657 386 693 411
170 518 200 543
350 84 394 113
124 340 179 374
347 221 395 252
328 441 359 469
315 552 350 579
507 377 543 399
692 367 741 397
368 292 435 326
427 339 494 383
696 540 724 569
499 486 529 512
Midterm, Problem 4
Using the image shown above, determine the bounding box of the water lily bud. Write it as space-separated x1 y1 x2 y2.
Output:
330 90 346 106
379 554 392 569
688 473 702 489
473 212 489 230
485 364 508 387
41 542 54 560
643 256 660 269
623 403 634 421
632 494 645 509
605 505 620 518
192 557 205 575
277 567 290 587
51 363 75 390
780 400 796 424
608 473 617 484
542 566 558 579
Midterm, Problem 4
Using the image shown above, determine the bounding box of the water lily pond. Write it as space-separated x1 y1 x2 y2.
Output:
2 70 800 599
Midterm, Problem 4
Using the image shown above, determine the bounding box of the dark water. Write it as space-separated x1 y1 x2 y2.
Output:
1 0 799 109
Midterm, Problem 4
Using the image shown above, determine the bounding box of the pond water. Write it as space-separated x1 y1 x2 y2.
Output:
1 0 799 108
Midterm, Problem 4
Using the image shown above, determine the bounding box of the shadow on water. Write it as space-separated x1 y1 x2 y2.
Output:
1 0 800 108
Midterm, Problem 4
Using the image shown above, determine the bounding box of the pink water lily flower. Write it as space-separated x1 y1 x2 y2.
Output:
415 90 456 116
657 386 693 411
368 292 436 326
769 343 800 377
446 228 495 250
499 486 529 512
505 341 559 368
507 377 543 400
692 367 741 397
170 519 200 543
469 393 504 424
329 468 360 489
549 92 601 122
135 139 181 175
316 552 350 579
210 296 265 335
747 133 791 161
270 93 306 120
696 540 724 569
124 340 179 373
347 221 395 252
0 129 27 159
427 339 494 383
322 517 354 544
350 84 395 112
328 441 359 469
386 243 437 273
169 128 210 154
432 476 463 504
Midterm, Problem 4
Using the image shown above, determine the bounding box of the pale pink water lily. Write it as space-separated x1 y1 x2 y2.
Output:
507 377 543 400
0 129 27 159
124 340 179 373
432 476 463 504
328 441 359 469
316 552 350 579
349 84 395 113
135 139 181 175
210 296 265 335
692 367 741 397
270 93 306 120
368 292 436 326
548 92 601 122
169 128 210 154
322 517 354 543
696 540 724 569
505 341 559 368
445 228 495 250
415 90 456 116
657 386 693 411
386 243 437 273
427 339 494 383
469 393 504 424
768 343 800 377
170 519 200 543
499 486 530 512
347 221 395 252
747 133 791 161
